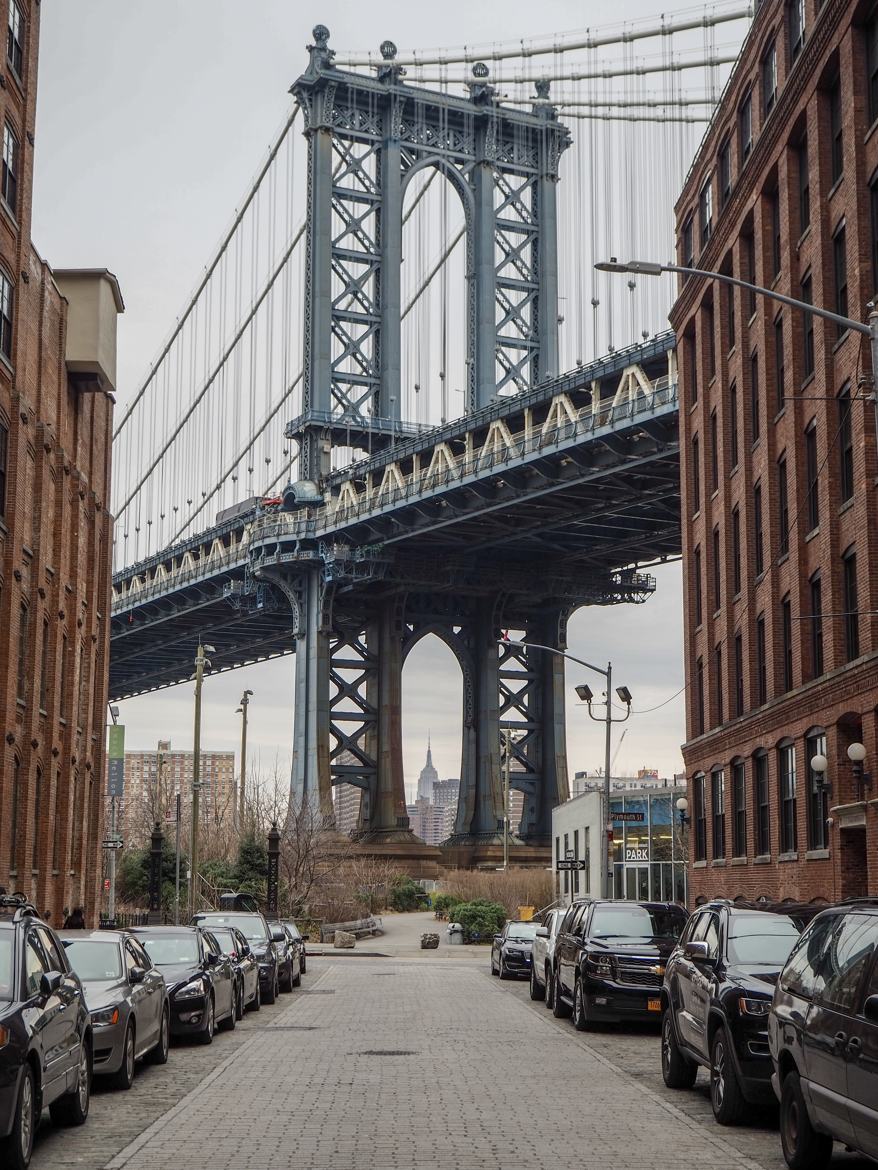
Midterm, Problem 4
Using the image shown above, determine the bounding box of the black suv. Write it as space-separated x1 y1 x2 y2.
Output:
191 911 282 1003
660 899 816 1125
551 899 688 1028
131 926 235 1043
769 900 878 1168
0 896 92 1170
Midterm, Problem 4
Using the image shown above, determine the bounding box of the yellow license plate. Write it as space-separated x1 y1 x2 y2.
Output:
647 998 661 1012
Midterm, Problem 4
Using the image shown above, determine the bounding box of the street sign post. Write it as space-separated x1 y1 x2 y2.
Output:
102 838 124 850
556 859 587 872
106 723 125 922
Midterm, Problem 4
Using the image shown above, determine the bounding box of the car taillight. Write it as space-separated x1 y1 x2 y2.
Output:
0 1025 8 1047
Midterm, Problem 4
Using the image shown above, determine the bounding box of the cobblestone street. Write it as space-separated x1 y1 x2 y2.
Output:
27 923 876 1170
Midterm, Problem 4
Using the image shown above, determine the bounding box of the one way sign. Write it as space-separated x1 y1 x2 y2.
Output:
556 859 586 872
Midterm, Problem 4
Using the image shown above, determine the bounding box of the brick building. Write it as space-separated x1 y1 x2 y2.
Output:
0 0 121 923
672 0 878 904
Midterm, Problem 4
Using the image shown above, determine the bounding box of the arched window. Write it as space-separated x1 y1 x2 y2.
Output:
711 767 726 860
731 758 747 858
805 728 828 851
753 749 770 856
778 739 797 854
693 774 707 861
31 766 42 871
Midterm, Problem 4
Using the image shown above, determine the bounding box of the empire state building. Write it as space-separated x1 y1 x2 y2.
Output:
416 739 439 801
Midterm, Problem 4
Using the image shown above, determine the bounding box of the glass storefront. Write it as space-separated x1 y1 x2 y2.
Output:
610 789 688 905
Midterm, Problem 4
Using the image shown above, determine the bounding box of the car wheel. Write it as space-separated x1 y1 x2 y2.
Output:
498 956 509 980
197 996 215 1045
552 973 572 1018
490 952 498 976
250 979 261 1012
293 966 302 989
110 1022 136 1090
262 972 277 1005
544 968 555 1010
661 1008 697 1089
301 957 306 976
780 1070 833 1170
0 1061 35 1170
219 986 236 1032
146 1005 170 1065
529 965 545 1001
49 1037 90 1126
234 980 244 1021
710 1028 745 1125
573 976 594 1031
283 961 294 993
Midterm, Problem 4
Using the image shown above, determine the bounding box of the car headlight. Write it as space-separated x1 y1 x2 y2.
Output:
739 997 771 1016
174 979 205 1000
588 954 614 975
91 1006 120 1026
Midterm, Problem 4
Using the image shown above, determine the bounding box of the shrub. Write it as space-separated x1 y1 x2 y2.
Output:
388 876 424 912
442 868 554 918
432 892 463 917
454 899 507 942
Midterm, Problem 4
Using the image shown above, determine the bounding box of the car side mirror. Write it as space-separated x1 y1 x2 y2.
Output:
683 940 713 963
864 994 878 1023
535 927 549 939
40 970 63 997
128 966 146 985
271 929 286 943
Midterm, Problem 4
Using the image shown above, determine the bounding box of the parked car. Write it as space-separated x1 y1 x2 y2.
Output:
60 929 169 1089
130 926 235 1044
280 921 307 976
660 899 816 1124
191 911 281 1004
0 895 92 1170
209 926 260 1017
769 900 878 1168
268 920 301 992
552 898 688 1028
530 909 563 1003
490 921 539 979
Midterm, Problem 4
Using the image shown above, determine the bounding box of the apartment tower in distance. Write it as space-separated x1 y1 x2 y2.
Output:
672 0 878 903
0 0 122 922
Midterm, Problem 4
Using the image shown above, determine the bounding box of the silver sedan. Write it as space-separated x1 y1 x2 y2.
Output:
60 929 169 1089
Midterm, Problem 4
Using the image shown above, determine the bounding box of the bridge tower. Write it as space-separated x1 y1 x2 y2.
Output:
282 27 571 849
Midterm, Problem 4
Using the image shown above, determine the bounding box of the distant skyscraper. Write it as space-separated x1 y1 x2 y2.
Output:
333 783 362 837
416 738 440 801
432 778 459 807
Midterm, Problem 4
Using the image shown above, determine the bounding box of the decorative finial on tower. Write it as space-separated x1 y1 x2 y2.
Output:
377 38 405 84
532 77 556 119
467 61 494 105
304 24 335 76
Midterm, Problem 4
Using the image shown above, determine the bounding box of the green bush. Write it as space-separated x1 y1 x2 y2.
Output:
388 875 425 912
432 893 463 917
453 899 507 942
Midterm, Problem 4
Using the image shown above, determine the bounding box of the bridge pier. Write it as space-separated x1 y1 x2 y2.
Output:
290 572 333 825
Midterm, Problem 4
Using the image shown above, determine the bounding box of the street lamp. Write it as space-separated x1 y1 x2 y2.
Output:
188 641 215 920
848 742 871 800
594 258 878 436
675 795 690 827
236 689 254 832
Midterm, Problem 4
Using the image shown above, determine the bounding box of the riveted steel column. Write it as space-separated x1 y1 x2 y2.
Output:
301 120 334 479
473 122 496 410
454 603 504 838
520 610 570 844
536 171 560 383
291 573 333 825
378 97 402 422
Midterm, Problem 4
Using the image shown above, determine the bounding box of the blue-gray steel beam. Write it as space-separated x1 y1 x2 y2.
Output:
291 573 333 823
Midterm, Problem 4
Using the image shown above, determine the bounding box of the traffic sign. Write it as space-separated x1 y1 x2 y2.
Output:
101 839 124 850
556 859 586 872
103 878 110 891
564 848 575 859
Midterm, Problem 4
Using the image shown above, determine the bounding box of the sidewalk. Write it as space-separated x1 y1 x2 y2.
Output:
309 910 491 959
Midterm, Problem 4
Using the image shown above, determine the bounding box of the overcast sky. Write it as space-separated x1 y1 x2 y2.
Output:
32 1 700 799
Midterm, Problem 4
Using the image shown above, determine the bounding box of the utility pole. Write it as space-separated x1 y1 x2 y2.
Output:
188 641 214 920
237 689 253 832
174 791 182 925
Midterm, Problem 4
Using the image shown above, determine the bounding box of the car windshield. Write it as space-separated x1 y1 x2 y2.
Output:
590 905 686 941
507 923 538 941
139 935 200 965
726 914 803 966
0 935 12 1000
284 923 301 940
197 914 268 942
62 940 123 980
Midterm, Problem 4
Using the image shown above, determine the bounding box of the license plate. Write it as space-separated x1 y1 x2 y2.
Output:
647 998 661 1012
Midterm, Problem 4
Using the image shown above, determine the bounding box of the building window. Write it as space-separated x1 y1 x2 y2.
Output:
797 135 810 235
754 750 770 855
843 547 859 661
693 545 703 626
769 188 781 280
712 768 726 859
682 215 694 268
0 419 7 518
790 0 805 61
16 602 28 702
31 767 42 871
715 644 723 725
59 634 68 720
801 273 813 378
750 350 760 441
719 136 732 207
693 773 707 860
710 409 719 492
7 0 23 78
732 760 747 856
734 631 744 717
732 507 742 596
730 381 739 468
762 41 777 114
756 613 767 705
700 178 713 247
781 595 793 692
778 741 797 854
744 231 757 317
872 174 878 294
691 434 701 513
687 333 698 405
2 122 18 215
754 481 764 577
869 5 878 124
726 281 736 348
712 525 721 612
739 93 753 162
0 268 13 360
810 573 823 679
839 386 854 502
778 455 789 557
774 316 785 412
39 618 50 712
804 421 819 532
806 731 829 851
829 75 843 184
696 657 705 736
9 756 21 872
833 224 848 335
705 302 715 378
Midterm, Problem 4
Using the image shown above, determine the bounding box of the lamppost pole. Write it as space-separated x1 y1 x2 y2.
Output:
188 641 214 921
502 727 512 871
237 689 253 832
595 259 878 438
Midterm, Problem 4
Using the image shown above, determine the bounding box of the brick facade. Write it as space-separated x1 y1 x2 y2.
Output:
671 0 878 904
0 1 119 926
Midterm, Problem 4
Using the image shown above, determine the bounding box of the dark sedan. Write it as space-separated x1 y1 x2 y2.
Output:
491 921 538 979
191 912 280 1004
130 927 235 1045
269 921 301 991
280 921 307 976
210 926 260 1017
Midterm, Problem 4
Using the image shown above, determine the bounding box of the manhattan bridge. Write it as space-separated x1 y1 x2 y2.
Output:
108 6 752 862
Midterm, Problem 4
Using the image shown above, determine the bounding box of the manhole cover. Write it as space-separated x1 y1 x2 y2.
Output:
354 1049 419 1057
252 1025 322 1032
298 988 335 994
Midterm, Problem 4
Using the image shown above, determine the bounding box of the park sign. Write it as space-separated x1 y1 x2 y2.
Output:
107 724 125 798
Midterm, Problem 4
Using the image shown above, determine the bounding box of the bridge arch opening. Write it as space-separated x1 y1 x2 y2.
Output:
402 630 464 843
400 165 470 429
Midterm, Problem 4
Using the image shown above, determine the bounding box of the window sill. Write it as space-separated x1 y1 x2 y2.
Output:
796 225 811 251
729 463 739 479
727 345 737 359
832 329 851 353
733 590 742 602
710 858 727 867
805 525 820 542
805 848 830 860
0 196 18 234
865 116 878 146
838 497 854 516
753 854 771 865
15 697 24 710
778 851 799 863
773 405 786 424
750 436 761 453
800 372 815 393
828 176 844 201
0 350 13 378
754 570 766 586
777 552 790 567
692 860 708 869
730 856 748 866
711 489 719 502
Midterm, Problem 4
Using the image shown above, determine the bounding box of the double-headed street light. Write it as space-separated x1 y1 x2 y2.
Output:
188 641 215 921
236 689 254 832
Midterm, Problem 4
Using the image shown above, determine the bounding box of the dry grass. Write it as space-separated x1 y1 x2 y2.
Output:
441 868 555 918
